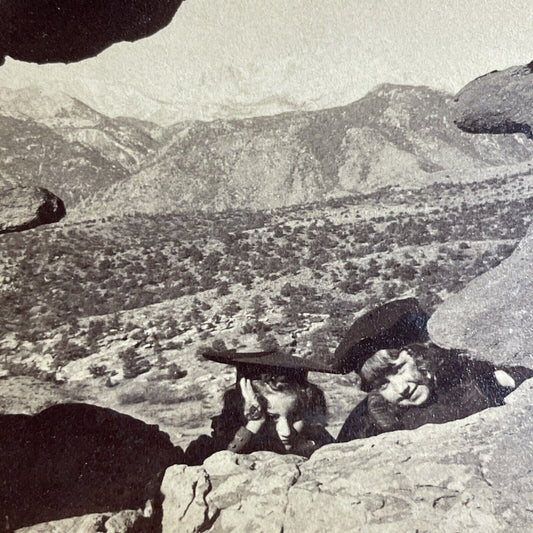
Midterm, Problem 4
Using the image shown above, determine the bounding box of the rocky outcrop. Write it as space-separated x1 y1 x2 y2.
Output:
160 381 533 532
1 403 181 531
0 0 183 65
161 454 306 533
454 61 533 138
428 223 533 368
0 186 66 234
16 509 150 533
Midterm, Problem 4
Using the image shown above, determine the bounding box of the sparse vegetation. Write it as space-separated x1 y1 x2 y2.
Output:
2 175 532 368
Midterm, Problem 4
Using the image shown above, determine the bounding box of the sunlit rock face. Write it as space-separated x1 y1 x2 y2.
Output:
454 61 533 139
428 222 533 369
0 0 183 65
0 186 66 234
161 381 533 533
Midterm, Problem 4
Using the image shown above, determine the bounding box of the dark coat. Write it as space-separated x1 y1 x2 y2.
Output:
337 355 533 443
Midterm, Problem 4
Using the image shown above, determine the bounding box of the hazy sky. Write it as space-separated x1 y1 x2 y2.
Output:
1 0 532 122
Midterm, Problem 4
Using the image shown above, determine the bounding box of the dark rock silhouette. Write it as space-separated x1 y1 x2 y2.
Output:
0 403 182 531
0 0 183 65
0 186 66 234
454 61 533 139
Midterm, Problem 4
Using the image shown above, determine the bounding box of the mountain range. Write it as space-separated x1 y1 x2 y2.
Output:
1 84 533 218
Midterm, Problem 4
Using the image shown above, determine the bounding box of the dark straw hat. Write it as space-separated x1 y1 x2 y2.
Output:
331 298 429 374
202 349 342 381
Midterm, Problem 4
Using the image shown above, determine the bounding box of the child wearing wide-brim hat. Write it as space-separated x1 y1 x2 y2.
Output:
184 349 340 465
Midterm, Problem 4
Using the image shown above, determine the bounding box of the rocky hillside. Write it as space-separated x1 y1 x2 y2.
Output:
2 84 533 216
2 170 533 448
81 83 533 217
0 87 163 205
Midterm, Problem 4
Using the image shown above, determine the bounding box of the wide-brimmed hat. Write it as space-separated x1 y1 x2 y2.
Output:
202 349 342 381
331 298 429 374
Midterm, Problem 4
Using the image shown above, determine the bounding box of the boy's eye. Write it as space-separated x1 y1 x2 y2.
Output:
268 413 280 420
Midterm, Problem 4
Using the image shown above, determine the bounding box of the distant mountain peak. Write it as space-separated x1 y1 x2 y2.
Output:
2 83 533 219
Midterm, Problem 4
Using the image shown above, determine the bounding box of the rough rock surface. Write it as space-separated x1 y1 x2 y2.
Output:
161 380 533 532
454 61 533 138
0 185 66 234
0 0 183 65
15 513 108 533
428 223 533 368
15 510 149 533
161 454 306 533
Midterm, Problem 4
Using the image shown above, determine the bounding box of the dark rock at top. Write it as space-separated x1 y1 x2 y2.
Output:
0 0 183 65
454 61 533 139
0 186 66 234
0 403 182 531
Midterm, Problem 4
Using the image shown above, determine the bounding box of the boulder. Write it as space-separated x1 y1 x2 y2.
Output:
0 0 183 65
15 509 149 533
15 513 108 533
0 186 66 234
428 223 533 368
454 61 533 138
160 381 533 532
0 403 182 531
161 453 306 533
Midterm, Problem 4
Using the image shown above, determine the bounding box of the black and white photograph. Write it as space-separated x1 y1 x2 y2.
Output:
1 1 533 531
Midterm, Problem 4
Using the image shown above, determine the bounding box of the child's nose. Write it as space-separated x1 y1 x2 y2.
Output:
390 377 410 397
276 417 291 439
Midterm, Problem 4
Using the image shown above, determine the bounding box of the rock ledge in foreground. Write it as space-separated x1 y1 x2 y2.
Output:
162 380 533 533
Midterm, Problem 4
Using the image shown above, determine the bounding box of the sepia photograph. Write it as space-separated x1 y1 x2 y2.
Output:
1 1 533 531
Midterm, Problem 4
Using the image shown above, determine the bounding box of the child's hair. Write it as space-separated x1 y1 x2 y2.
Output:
252 373 328 425
360 343 434 392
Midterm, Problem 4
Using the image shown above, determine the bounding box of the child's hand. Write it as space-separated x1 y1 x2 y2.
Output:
239 377 265 433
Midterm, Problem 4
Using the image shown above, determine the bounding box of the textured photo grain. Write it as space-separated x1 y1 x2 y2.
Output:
1 2 533 532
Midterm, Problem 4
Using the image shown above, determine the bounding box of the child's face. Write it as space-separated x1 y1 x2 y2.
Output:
379 350 431 407
262 390 303 450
